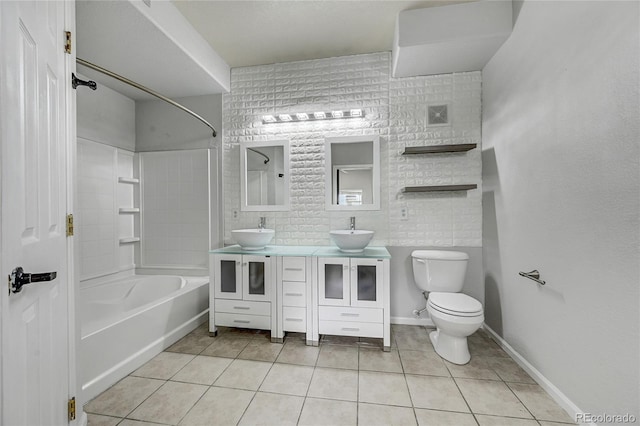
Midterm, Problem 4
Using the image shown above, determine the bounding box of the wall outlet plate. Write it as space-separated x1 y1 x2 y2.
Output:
400 207 408 220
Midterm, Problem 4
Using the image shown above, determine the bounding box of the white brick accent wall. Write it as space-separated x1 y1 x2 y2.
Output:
223 52 482 247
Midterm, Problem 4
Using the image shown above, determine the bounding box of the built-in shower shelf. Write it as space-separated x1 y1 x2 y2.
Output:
119 237 140 244
401 184 477 193
119 207 140 214
118 177 140 184
402 144 477 155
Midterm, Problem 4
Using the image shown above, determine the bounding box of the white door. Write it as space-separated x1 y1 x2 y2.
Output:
242 255 271 302
213 254 242 300
350 258 384 308
1 1 72 425
317 257 350 306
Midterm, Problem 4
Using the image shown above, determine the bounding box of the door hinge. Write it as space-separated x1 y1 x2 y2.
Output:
66 214 74 237
64 31 72 54
68 397 76 421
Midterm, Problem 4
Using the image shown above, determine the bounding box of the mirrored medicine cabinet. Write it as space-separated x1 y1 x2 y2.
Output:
324 135 380 211
240 140 290 211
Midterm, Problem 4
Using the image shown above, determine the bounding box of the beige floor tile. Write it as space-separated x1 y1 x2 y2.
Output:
214 359 272 391
299 398 357 426
357 403 417 426
86 413 121 426
359 337 390 350
238 392 304 426
316 345 359 370
171 355 233 385
395 331 434 351
238 340 284 362
166 333 216 355
359 371 412 407
508 383 575 423
359 348 403 373
487 357 536 384
276 341 320 366
119 420 160 426
456 378 531 418
445 356 501 381
476 414 540 425
190 321 210 335
131 352 195 380
284 332 308 345
84 376 164 417
179 386 254 426
128 381 207 425
538 421 577 426
399 350 450 377
414 408 476 425
405 375 469 412
308 367 359 402
259 363 314 396
223 327 262 339
321 334 360 346
201 335 251 358
467 335 507 357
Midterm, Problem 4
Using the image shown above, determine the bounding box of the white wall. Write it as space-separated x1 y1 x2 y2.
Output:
482 0 639 418
223 52 483 318
77 75 135 151
136 94 222 151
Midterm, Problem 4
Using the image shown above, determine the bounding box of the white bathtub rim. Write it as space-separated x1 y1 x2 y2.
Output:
81 275 208 338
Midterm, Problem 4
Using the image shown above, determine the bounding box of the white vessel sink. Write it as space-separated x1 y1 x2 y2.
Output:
232 228 275 250
330 230 374 253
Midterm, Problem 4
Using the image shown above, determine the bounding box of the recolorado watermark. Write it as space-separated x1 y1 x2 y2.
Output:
576 413 637 424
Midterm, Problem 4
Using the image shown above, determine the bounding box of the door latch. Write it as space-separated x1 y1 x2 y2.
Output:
9 267 57 294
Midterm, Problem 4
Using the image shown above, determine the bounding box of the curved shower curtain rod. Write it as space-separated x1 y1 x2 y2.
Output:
247 148 270 164
76 58 217 138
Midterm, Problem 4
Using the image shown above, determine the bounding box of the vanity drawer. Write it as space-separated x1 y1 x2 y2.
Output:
282 306 306 332
282 281 306 307
215 299 271 316
318 306 383 323
282 257 306 281
215 313 271 330
319 320 383 338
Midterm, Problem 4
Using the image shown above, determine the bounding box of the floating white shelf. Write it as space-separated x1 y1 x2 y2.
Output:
118 177 140 184
402 144 477 155
401 184 477 193
118 207 140 214
119 237 140 244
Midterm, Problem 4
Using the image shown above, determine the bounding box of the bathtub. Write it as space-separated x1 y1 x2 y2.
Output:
80 274 209 402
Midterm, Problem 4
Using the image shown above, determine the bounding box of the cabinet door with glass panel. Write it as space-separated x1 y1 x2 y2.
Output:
213 254 271 302
318 257 383 308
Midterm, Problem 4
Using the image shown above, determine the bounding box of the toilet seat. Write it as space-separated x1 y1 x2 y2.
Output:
428 293 483 317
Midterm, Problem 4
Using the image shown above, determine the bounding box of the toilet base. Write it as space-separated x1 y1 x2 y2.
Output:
429 329 471 365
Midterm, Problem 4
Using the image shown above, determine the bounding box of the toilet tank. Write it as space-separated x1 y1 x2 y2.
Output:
411 250 469 293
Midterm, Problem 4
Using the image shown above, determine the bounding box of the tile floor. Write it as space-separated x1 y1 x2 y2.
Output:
85 324 576 426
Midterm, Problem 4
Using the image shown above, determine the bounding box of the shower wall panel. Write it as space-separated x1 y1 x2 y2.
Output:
139 149 209 270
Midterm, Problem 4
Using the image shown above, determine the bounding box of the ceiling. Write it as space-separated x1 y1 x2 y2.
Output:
172 1 472 68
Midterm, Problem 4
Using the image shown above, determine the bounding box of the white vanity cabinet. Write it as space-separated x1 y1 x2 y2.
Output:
210 253 276 337
275 256 314 344
315 254 390 350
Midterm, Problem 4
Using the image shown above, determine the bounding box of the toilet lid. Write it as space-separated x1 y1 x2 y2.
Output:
428 293 483 316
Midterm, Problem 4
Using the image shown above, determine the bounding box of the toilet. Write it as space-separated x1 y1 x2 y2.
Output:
411 250 484 365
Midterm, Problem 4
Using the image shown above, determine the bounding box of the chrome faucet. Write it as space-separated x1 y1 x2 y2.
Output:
259 217 266 229
350 217 356 231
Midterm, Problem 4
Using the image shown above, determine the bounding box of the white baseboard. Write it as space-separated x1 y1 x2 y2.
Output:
483 324 589 425
391 316 434 327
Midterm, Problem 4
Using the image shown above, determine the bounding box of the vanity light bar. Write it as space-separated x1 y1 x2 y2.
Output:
262 109 363 124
